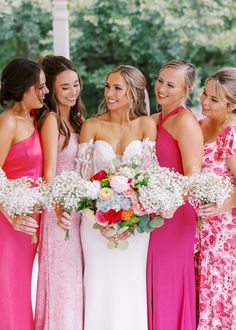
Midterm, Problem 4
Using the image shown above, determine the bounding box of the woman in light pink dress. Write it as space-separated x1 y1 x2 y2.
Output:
0 58 48 330
35 56 85 330
147 60 204 330
196 68 236 329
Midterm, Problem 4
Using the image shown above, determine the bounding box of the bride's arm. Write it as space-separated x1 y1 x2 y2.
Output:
77 119 97 179
140 116 157 168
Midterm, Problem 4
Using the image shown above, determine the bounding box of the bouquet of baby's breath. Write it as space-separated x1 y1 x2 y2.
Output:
50 170 100 240
1 176 45 243
137 163 187 230
188 168 233 226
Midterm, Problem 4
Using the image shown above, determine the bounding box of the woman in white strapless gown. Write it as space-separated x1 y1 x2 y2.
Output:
77 65 157 330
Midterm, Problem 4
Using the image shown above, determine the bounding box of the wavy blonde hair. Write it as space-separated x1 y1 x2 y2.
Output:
99 64 147 119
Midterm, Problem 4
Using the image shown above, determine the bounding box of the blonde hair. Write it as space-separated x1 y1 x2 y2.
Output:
99 64 147 119
206 67 236 111
160 59 196 100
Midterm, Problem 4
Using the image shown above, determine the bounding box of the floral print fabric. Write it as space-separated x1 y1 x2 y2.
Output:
196 124 236 329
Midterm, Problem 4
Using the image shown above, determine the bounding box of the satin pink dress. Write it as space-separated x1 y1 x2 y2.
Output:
0 128 42 330
35 134 83 330
147 107 197 330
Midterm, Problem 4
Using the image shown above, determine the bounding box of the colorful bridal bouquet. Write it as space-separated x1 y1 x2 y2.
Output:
1 174 46 243
188 168 233 226
77 160 186 249
49 170 100 240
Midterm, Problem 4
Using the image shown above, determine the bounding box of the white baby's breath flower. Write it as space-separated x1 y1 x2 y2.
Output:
138 165 186 214
188 168 233 207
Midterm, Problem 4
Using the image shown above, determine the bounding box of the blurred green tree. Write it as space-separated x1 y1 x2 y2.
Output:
0 0 235 115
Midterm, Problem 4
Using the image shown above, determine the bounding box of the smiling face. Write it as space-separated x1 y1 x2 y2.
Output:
23 70 48 110
104 72 130 112
155 67 187 111
54 69 80 110
201 80 229 122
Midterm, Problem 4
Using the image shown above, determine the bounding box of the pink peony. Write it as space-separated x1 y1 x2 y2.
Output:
110 175 130 193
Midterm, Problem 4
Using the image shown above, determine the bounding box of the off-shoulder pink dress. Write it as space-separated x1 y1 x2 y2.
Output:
147 107 197 330
0 128 43 330
35 134 83 330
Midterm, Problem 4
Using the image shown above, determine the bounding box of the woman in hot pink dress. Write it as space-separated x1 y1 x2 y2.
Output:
196 68 236 329
35 55 85 330
0 58 48 330
147 60 204 330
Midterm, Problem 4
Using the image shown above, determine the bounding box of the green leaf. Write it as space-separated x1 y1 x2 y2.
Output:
104 229 117 237
107 241 116 249
138 214 150 227
150 216 164 228
117 240 129 250
117 226 129 235
93 223 103 230
77 198 90 211
136 226 144 233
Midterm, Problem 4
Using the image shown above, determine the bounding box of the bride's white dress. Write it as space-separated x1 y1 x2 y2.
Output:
78 139 155 330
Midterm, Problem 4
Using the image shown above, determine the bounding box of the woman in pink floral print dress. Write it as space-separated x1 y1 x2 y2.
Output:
197 67 236 329
35 56 85 330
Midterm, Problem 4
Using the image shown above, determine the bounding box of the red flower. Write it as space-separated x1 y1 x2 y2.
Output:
91 170 107 181
96 209 123 224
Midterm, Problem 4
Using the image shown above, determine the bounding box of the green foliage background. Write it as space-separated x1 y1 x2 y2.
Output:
0 0 236 116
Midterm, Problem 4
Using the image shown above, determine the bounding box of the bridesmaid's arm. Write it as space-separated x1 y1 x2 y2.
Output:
0 115 38 234
0 114 15 166
40 113 71 230
175 112 204 176
40 113 59 182
200 154 236 216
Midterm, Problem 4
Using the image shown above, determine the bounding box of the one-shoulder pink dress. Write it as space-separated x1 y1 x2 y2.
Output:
147 107 197 330
0 128 42 330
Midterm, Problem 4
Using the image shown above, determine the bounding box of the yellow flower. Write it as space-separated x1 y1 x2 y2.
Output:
98 187 113 200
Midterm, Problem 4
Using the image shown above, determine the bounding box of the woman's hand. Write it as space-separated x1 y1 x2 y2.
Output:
9 215 38 235
199 202 227 218
55 207 71 230
100 226 131 242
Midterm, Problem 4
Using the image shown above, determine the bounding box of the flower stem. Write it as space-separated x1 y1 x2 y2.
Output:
197 216 203 228
64 229 70 240
32 232 38 244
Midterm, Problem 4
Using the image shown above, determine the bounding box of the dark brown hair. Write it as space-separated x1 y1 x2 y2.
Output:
38 55 85 149
0 58 41 108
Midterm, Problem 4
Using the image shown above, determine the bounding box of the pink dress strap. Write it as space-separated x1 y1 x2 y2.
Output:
158 105 190 125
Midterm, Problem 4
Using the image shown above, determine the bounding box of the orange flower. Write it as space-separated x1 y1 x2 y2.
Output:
121 208 134 220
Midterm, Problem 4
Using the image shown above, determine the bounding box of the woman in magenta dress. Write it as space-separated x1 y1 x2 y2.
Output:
196 68 236 329
0 58 48 330
35 55 85 330
147 60 204 330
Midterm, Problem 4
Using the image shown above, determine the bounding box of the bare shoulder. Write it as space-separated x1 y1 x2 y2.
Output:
175 109 200 130
79 117 98 142
0 111 17 134
137 116 157 139
151 112 160 125
42 112 58 127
